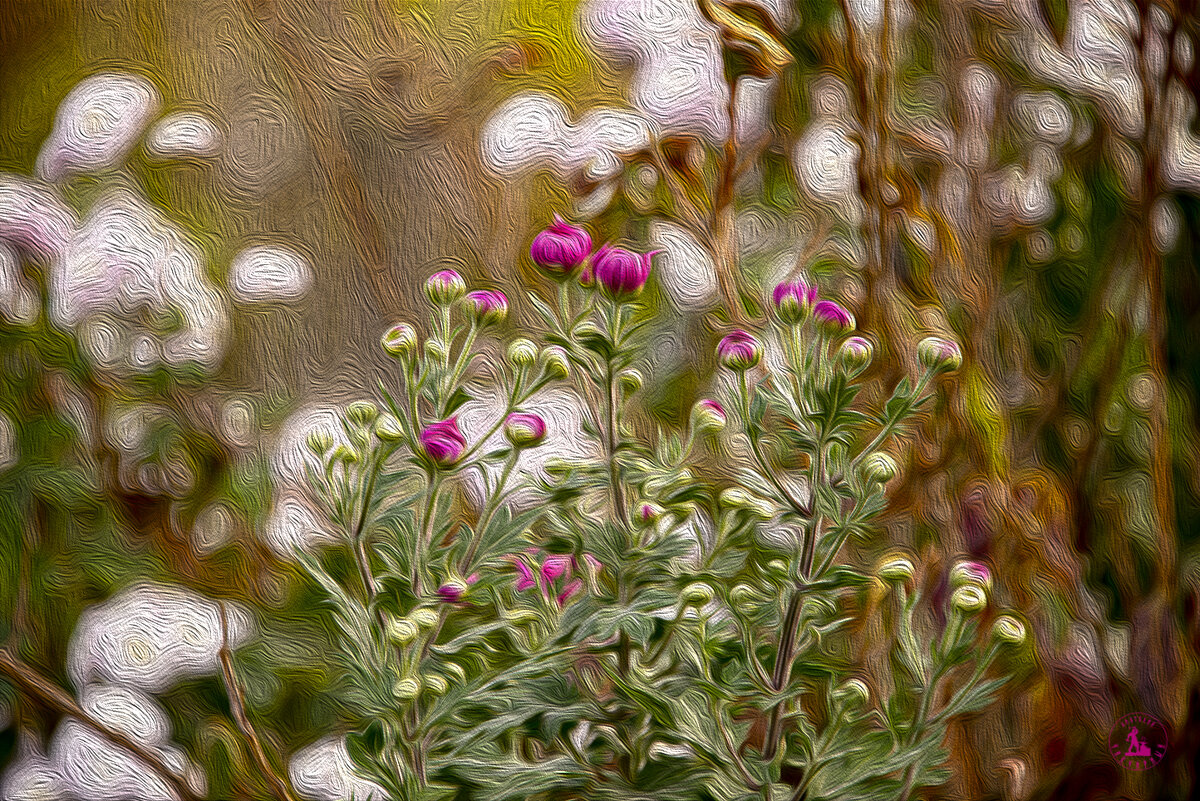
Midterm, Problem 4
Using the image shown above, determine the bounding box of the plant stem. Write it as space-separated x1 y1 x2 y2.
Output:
460 452 518 573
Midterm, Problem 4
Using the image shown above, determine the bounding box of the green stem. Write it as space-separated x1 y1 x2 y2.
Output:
460 452 518 573
414 474 441 597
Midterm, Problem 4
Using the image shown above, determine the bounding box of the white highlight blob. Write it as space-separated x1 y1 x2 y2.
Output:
67 582 253 693
37 73 160 181
289 736 386 801
650 219 718 311
145 112 222 160
228 245 313 303
0 244 38 325
0 174 77 261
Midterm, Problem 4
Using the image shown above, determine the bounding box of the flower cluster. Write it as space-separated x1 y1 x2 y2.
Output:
530 214 656 297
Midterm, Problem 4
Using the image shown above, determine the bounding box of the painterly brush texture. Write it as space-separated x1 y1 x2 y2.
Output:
1 1 1199 800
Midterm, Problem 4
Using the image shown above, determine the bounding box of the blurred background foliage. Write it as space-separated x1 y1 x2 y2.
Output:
1 0 1199 799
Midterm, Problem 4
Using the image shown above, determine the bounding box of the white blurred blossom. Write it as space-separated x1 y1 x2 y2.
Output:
289 736 385 801
0 744 66 801
67 582 253 693
37 73 160 181
0 412 16 472
262 490 338 556
0 244 38 326
51 187 228 371
0 174 77 261
650 219 718 311
228 245 313 303
145 112 222 160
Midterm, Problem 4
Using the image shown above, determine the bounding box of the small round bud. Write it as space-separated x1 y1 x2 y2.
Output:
425 270 466 306
681 582 714 607
409 609 439 628
719 488 776 519
387 618 419 645
618 369 643 397
950 561 992 593
876 554 915 584
591 244 655 296
306 431 333 456
393 677 421 699
541 346 570 380
861 452 899 485
504 412 547 448
833 678 870 707
634 502 664 529
330 444 358 465
381 323 417 358
812 300 856 337
991 615 1027 646
423 674 449 696
730 583 760 612
716 330 762 372
530 215 593 277
419 417 466 467
917 336 963 374
950 584 988 614
507 338 538 368
690 399 726 434
374 413 405 442
424 338 447 361
464 289 508 326
838 336 873 375
772 278 818 325
346 401 378 428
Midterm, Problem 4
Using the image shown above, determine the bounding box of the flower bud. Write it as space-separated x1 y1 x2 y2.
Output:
381 323 417 358
681 582 714 608
730 584 761 613
437 574 478 604
861 452 899 485
504 412 547 448
917 336 963 374
425 270 466 305
541 346 570 380
719 488 776 519
507 338 538 368
838 336 873 375
420 417 466 467
306 430 333 456
346 401 378 428
832 678 870 707
991 615 1027 646
716 330 762 371
424 338 447 361
950 584 988 614
591 243 655 296
464 289 508 326
330 444 358 465
950 560 993 592
393 677 421 699
690 399 726 434
409 609 439 628
423 674 449 696
772 278 818 325
374 413 405 442
812 300 856 337
387 618 419 645
876 554 915 584
618 369 643 397
530 214 593 276
634 502 664 528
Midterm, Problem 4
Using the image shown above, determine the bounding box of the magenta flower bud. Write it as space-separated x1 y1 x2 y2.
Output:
504 412 547 448
540 554 572 585
812 300 856 336
690 399 727 434
950 560 992 592
591 244 655 296
772 278 818 325
717 329 762 371
839 336 873 375
425 270 466 305
635 502 664 528
437 573 479 604
512 556 537 592
381 323 417 358
556 578 583 607
917 336 963 374
530 214 593 276
464 289 508 326
419 416 466 467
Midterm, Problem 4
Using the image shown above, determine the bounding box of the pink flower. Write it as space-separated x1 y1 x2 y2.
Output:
772 278 818 324
436 573 479 604
557 579 583 606
590 244 655 296
419 416 466 466
917 336 963 374
464 289 508 326
541 554 572 585
513 557 537 592
510 551 600 607
425 270 466 305
812 300 856 336
531 215 593 276
716 329 762 371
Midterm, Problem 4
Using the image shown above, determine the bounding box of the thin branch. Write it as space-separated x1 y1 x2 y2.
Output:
217 604 299 801
0 648 204 801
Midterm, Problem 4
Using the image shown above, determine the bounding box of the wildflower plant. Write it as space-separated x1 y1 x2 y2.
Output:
302 216 1027 801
